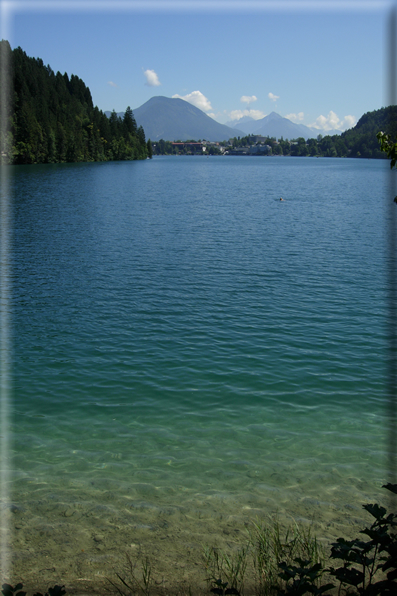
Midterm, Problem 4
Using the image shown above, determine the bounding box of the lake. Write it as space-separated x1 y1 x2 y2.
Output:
2 155 393 592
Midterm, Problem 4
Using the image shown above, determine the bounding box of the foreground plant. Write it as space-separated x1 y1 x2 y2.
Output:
1 585 65 596
203 545 249 596
277 559 333 596
107 553 153 596
328 483 397 595
249 518 324 596
377 131 397 202
276 483 397 595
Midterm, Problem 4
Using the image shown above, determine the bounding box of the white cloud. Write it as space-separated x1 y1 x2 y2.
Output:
144 69 161 87
107 81 118 88
172 90 213 112
342 115 356 130
311 111 356 132
228 109 266 121
268 92 279 102
285 112 304 123
240 95 257 104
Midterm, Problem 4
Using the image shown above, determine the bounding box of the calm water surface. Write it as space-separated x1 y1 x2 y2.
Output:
4 156 393 587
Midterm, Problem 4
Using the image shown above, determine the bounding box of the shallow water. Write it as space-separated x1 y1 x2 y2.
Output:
3 156 393 591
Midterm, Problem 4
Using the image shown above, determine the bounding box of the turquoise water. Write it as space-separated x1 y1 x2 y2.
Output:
4 156 393 588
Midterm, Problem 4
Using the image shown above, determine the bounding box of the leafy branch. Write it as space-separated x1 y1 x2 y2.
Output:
377 131 397 202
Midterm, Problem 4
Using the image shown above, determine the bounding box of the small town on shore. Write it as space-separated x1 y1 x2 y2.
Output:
150 131 380 158
154 136 274 156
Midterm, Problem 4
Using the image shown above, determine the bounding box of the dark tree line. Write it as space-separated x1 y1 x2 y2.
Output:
0 40 151 164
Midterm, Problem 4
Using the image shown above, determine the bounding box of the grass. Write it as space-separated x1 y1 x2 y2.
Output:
248 518 325 595
105 519 324 596
3 484 397 595
201 518 326 596
203 544 249 595
106 553 153 596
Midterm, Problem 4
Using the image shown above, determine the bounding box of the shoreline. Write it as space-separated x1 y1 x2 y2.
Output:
3 478 387 595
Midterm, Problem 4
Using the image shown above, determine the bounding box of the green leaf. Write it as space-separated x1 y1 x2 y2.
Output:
316 584 335 595
331 566 364 587
383 483 397 495
47 587 66 596
363 503 387 521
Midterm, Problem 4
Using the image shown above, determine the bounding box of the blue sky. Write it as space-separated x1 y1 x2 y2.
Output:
1 0 394 132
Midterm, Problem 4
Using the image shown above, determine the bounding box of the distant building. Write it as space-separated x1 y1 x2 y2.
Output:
229 147 249 155
248 135 268 144
249 145 272 155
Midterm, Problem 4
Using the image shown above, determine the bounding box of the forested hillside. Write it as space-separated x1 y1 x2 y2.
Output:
338 106 397 157
286 106 397 157
231 106 397 158
0 40 150 164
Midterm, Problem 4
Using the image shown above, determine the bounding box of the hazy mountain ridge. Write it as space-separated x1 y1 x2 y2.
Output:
226 112 341 139
108 96 245 141
107 100 342 142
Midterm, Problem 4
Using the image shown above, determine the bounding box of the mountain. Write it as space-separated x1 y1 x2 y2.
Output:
107 96 245 142
318 128 342 137
132 96 245 141
226 112 342 140
105 101 343 142
224 115 257 131
104 111 125 119
234 112 315 139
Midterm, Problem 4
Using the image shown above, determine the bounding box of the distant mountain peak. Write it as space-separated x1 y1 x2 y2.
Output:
229 111 328 140
106 99 341 142
129 96 245 141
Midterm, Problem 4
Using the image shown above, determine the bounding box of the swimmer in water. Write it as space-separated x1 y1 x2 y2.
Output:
280 197 284 201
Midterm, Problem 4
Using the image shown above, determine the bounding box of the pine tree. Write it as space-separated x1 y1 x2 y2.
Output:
123 106 137 136
1 43 150 164
147 139 153 159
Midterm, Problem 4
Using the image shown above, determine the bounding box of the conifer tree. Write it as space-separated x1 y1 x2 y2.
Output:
147 139 153 159
0 42 148 164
